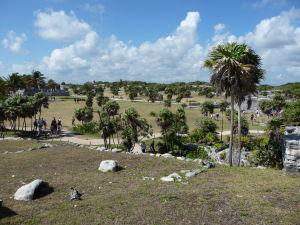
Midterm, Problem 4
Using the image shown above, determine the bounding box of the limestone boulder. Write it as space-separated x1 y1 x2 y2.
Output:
14 179 44 201
98 160 118 172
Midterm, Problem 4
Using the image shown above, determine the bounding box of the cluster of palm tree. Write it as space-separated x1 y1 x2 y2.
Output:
0 93 49 131
3 71 60 94
204 42 264 166
74 91 152 151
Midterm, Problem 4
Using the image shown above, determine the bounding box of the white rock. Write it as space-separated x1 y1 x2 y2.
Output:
185 169 202 178
256 166 266 169
185 158 193 162
168 173 181 179
155 153 161 157
177 157 185 160
162 153 174 158
98 160 118 172
142 177 155 181
180 170 190 174
149 153 155 156
112 148 122 153
160 176 175 182
14 179 43 201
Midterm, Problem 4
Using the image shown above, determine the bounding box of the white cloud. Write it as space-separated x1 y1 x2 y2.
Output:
214 24 226 33
252 0 287 8
2 30 27 53
8 8 300 84
240 8 300 84
34 9 91 41
38 11 206 82
83 3 105 15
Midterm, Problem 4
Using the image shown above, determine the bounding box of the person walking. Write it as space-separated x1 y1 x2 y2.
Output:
50 117 57 135
150 141 155 153
141 142 146 153
57 118 62 135
37 118 43 137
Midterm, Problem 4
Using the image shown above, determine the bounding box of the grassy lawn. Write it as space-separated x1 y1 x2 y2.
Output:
0 141 299 225
0 140 41 154
13 97 269 133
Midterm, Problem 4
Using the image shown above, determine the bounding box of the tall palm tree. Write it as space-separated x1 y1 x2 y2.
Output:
204 42 264 166
219 100 230 141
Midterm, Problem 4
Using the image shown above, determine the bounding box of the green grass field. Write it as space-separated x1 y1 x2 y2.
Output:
18 95 268 133
0 141 299 225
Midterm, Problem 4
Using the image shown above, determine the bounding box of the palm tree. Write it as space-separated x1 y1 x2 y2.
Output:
219 100 230 141
204 42 264 166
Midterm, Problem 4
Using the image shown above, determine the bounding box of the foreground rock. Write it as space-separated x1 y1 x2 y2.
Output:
184 169 203 178
160 173 182 182
98 160 118 172
201 160 215 168
14 179 44 201
70 187 82 200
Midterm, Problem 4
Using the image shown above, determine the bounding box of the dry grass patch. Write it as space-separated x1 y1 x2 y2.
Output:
0 142 299 225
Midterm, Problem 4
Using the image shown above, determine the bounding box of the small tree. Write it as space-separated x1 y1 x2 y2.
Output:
201 101 214 116
75 107 93 124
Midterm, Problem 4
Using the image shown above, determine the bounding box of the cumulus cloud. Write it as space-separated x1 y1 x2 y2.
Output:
2 30 27 53
83 3 105 15
40 11 206 82
34 9 91 41
214 24 226 33
240 8 300 84
8 8 300 84
252 0 287 8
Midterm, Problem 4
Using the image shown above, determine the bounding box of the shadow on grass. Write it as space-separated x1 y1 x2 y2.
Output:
33 182 54 200
0 206 17 219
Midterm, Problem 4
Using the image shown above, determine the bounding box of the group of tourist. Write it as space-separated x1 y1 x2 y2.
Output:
34 117 62 137
140 141 155 153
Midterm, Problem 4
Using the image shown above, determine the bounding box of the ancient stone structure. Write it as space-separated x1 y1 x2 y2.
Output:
283 127 300 172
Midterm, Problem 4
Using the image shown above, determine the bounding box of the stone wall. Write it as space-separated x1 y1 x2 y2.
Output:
283 127 300 172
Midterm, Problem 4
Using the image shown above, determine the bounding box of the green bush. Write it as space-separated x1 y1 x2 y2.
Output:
214 142 228 152
72 122 98 134
204 133 219 144
220 152 226 160
185 146 210 159
149 111 157 117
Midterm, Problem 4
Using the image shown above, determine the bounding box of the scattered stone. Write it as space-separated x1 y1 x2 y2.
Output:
70 187 82 200
185 158 193 162
142 177 155 181
97 147 106 151
241 159 251 167
155 153 161 157
176 157 185 160
160 176 174 182
112 148 122 153
161 172 182 182
98 160 118 172
14 179 45 201
193 159 203 164
79 145 84 148
161 153 174 158
256 166 266 169
148 153 155 156
185 169 203 178
201 160 215 168
180 170 190 174
11 175 15 178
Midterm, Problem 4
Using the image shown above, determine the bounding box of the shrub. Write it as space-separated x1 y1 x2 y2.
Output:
185 146 210 159
149 111 157 117
204 132 219 144
214 142 228 152
220 152 226 160
72 122 98 134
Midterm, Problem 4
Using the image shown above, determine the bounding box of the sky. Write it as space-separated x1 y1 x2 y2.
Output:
0 0 300 85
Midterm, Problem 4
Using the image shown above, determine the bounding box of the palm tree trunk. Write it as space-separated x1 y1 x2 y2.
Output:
221 111 224 141
31 117 33 131
229 95 234 167
237 102 242 166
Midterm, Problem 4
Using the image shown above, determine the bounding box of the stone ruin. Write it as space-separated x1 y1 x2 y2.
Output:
283 126 300 172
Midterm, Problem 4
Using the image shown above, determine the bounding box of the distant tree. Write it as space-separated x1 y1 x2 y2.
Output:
75 107 93 124
201 101 214 116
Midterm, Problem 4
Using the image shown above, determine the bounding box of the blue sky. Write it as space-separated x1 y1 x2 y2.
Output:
1 0 300 84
